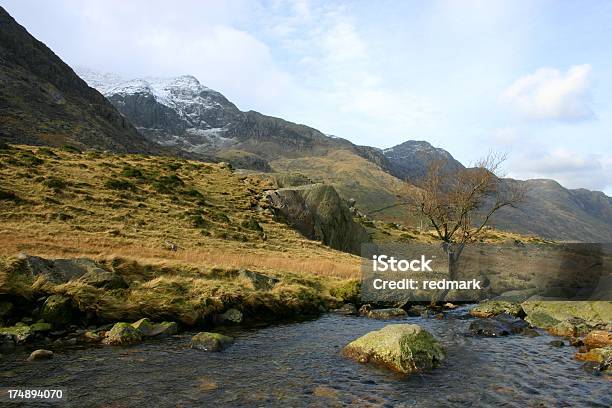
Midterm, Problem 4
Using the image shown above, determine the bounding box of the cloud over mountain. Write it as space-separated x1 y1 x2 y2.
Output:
501 64 594 121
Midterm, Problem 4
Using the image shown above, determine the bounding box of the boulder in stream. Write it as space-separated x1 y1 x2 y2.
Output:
190 332 234 352
102 322 143 345
26 349 53 361
342 324 445 374
468 313 530 337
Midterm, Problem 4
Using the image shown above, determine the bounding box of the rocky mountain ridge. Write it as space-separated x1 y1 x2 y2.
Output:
74 69 612 242
0 7 164 154
1 3 610 243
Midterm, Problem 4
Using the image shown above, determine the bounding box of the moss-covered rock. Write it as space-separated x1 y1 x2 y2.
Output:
521 301 612 329
40 295 74 327
469 300 523 318
190 332 234 352
131 318 178 337
342 324 445 374
547 319 592 338
366 308 407 320
102 322 143 345
0 324 33 344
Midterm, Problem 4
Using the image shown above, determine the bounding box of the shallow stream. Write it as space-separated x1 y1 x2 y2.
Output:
0 307 609 407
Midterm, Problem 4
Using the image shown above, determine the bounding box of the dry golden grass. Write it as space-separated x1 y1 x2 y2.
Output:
0 144 361 279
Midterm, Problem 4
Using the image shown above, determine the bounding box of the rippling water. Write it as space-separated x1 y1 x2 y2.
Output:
0 307 609 407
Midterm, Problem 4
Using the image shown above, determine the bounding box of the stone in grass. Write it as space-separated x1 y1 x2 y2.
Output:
217 309 243 324
102 322 143 346
342 324 445 374
27 349 53 361
190 332 234 352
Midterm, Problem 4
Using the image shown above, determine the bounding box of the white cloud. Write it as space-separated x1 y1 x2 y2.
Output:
508 148 612 192
501 64 594 121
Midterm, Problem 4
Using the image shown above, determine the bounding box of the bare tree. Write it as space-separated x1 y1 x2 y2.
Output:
409 152 527 304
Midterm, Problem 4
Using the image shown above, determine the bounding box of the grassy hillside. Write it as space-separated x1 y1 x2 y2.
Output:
271 149 418 222
0 144 550 327
0 144 360 279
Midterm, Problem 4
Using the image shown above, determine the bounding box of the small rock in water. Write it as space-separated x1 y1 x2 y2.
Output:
358 304 372 316
549 340 565 347
569 337 584 347
131 318 178 337
27 349 53 361
190 332 234 352
443 302 458 309
468 313 529 337
334 303 357 316
102 323 143 346
367 308 407 320
406 305 427 317
469 300 523 318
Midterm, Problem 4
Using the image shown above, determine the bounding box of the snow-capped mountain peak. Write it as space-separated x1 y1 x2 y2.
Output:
76 67 244 152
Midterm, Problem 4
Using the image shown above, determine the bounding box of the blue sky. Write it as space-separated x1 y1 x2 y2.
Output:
3 0 612 194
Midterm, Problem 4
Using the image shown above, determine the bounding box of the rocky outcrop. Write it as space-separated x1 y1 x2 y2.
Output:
342 324 445 374
18 254 127 288
266 184 370 254
190 332 234 352
0 7 165 153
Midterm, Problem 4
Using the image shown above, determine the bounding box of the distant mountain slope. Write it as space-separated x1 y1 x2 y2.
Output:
0 7 163 154
77 68 413 217
382 140 612 242
492 179 612 242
